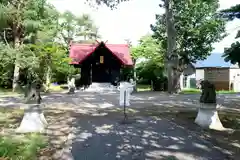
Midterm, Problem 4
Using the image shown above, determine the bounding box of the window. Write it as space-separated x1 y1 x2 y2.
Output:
183 76 188 88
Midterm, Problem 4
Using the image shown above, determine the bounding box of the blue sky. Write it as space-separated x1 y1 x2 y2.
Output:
50 0 240 53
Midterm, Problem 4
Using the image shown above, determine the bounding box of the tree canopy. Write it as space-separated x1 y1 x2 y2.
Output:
150 0 226 93
151 0 226 65
221 4 240 66
130 34 165 87
0 0 100 90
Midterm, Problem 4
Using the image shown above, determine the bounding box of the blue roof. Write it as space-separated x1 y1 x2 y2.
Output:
194 53 232 68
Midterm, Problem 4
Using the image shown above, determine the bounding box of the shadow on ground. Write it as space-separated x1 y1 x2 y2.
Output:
67 109 231 160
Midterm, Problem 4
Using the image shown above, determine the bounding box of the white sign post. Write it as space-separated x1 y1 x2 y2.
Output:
118 82 133 122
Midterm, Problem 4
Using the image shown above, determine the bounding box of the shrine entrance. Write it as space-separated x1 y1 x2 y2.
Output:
92 63 111 82
89 42 122 84
69 41 133 87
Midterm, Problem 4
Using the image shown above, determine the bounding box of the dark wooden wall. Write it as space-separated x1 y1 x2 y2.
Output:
79 43 122 87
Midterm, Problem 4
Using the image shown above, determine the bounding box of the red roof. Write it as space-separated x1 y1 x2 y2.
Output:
69 42 133 66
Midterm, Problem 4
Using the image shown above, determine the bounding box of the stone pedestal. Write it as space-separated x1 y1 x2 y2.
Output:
16 104 47 133
195 104 224 130
67 77 75 94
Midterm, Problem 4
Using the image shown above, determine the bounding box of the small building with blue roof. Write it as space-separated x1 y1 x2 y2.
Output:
194 53 235 68
181 53 240 91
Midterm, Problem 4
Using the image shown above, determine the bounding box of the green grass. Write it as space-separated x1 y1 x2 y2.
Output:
0 84 65 97
0 88 21 97
136 84 151 91
0 108 47 160
0 134 47 160
48 84 65 92
181 88 237 94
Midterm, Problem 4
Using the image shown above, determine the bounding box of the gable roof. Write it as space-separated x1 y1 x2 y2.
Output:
69 42 133 66
194 53 232 68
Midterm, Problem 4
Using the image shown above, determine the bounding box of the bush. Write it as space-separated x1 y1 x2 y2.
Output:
152 78 168 91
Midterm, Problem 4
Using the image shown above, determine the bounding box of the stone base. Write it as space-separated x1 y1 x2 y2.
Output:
84 83 118 92
16 104 47 133
195 104 224 130
67 87 75 94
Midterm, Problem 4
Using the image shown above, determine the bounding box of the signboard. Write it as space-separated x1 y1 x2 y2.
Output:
204 68 229 82
100 56 104 64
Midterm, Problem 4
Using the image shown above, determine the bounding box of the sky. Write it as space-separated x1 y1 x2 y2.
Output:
50 0 240 53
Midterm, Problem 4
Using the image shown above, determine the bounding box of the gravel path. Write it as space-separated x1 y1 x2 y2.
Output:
1 91 240 111
0 91 238 159
70 113 230 160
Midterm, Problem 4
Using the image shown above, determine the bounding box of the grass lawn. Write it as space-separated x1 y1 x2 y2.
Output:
181 88 237 94
0 108 47 160
0 88 21 97
0 84 65 97
136 84 151 91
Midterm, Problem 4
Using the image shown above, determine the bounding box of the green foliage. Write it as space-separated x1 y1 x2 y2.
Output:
0 134 46 160
85 0 129 9
221 4 240 20
151 0 226 64
59 11 100 46
222 40 240 66
0 0 99 88
0 0 49 43
0 43 16 87
221 4 240 66
136 59 165 84
131 34 163 61
130 34 165 85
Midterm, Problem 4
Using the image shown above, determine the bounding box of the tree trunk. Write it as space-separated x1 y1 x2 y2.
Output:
172 70 182 93
16 81 47 133
43 65 51 92
165 0 178 94
24 82 42 104
12 36 21 92
133 59 137 92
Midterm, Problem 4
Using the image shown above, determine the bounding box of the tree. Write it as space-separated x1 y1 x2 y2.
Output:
59 11 100 47
131 35 165 90
0 1 68 133
0 0 54 91
76 14 100 41
131 34 163 61
85 0 129 9
151 0 226 93
0 42 17 88
221 4 240 66
221 4 240 38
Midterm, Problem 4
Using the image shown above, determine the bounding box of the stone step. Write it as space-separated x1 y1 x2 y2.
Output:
84 83 119 92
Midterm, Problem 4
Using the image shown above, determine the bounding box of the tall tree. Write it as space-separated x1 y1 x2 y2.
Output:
151 0 226 93
165 0 177 93
221 4 240 66
0 0 50 91
59 11 100 47
76 14 100 41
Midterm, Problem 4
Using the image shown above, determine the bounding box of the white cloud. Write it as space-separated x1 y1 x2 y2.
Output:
50 0 240 52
